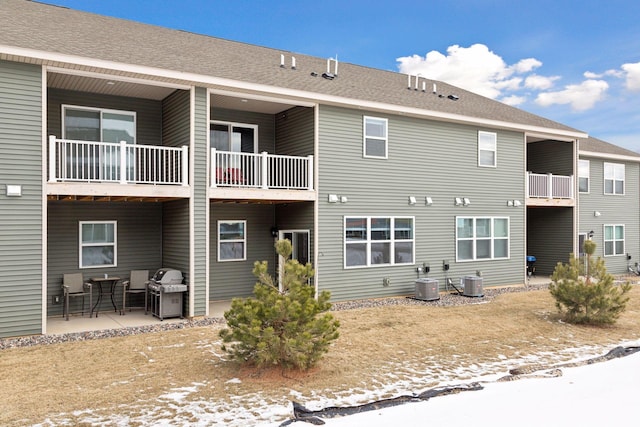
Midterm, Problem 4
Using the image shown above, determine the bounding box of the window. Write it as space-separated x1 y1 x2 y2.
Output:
210 121 257 153
456 217 509 261
63 105 136 144
604 163 624 195
63 105 136 180
218 220 246 261
578 159 590 193
344 217 414 268
79 221 116 268
604 225 624 256
363 116 388 158
478 131 497 167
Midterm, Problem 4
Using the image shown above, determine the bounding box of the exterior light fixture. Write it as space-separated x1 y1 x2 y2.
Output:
5 184 21 197
328 194 338 203
513 200 522 207
408 196 417 205
463 197 471 206
454 197 463 206
425 196 433 206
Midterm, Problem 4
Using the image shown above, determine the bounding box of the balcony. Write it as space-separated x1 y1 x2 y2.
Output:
210 149 315 202
527 172 574 206
47 136 190 200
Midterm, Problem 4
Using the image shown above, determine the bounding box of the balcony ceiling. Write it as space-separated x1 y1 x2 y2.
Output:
48 72 177 100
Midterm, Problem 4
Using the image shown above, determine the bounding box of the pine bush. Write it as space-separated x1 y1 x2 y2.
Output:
549 239 631 325
219 239 340 370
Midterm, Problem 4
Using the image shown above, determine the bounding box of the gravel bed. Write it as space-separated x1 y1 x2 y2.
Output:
0 283 549 351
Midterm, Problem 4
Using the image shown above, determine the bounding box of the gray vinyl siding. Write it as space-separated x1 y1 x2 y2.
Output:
316 105 525 301
162 199 190 286
527 140 574 175
162 90 190 148
527 207 573 275
191 87 208 315
47 88 162 145
47 202 162 317
211 108 275 153
0 60 43 337
275 106 315 156
578 156 640 273
210 203 277 300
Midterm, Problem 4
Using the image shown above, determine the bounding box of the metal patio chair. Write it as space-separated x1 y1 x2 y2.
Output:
121 270 149 315
62 273 93 321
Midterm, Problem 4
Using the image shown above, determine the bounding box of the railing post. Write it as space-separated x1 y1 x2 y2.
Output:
261 152 268 189
181 145 189 186
48 135 57 183
525 171 530 198
570 175 574 199
210 148 216 187
119 141 127 184
547 173 553 198
307 155 314 190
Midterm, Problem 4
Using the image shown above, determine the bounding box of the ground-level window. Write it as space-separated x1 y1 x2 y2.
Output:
344 216 414 268
578 159 590 193
604 162 624 195
363 116 388 159
604 224 624 256
456 217 509 261
79 221 117 268
218 220 246 261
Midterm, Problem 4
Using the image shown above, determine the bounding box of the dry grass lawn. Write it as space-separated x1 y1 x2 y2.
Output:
1 286 640 425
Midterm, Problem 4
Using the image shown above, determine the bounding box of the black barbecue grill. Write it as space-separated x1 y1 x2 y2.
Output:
147 268 186 320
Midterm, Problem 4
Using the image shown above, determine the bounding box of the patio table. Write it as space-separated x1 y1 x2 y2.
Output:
90 276 121 317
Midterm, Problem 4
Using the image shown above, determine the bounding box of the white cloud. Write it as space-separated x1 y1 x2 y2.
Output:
524 74 559 90
500 95 527 106
622 62 640 91
585 69 623 79
396 44 546 99
535 80 609 111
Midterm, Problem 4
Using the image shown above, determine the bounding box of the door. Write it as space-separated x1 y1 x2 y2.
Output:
278 230 310 290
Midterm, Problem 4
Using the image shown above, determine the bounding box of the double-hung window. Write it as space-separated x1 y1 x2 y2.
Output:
456 217 509 261
363 116 388 159
478 131 497 167
604 225 624 256
578 159 590 193
218 220 246 261
345 217 414 267
604 163 624 195
79 221 117 268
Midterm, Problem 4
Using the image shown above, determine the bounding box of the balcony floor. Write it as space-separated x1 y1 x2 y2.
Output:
47 300 231 335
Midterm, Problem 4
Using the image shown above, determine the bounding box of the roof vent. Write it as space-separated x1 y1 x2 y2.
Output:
448 94 459 101
322 72 335 80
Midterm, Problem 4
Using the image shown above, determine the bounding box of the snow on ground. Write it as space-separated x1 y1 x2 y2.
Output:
36 342 639 426
307 346 640 427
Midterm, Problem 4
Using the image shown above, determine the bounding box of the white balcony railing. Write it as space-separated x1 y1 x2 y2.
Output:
527 172 573 199
48 136 188 186
211 149 314 190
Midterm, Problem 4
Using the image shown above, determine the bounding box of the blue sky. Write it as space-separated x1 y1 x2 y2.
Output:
48 0 640 152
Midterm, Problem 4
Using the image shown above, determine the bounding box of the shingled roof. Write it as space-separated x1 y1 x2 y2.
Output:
580 136 640 160
1 0 584 136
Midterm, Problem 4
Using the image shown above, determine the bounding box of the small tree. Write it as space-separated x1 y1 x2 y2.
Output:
550 239 631 325
219 239 340 370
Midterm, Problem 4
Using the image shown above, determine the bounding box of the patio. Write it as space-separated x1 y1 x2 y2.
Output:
47 300 232 335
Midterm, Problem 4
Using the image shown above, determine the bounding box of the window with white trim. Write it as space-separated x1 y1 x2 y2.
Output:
363 116 388 159
604 224 624 256
456 217 509 261
79 221 117 268
63 105 136 144
478 131 497 167
344 217 414 267
604 162 624 195
210 121 258 153
218 220 246 261
578 159 590 193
